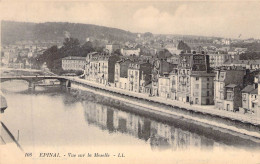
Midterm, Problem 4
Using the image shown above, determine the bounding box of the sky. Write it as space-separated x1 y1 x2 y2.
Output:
1 0 260 39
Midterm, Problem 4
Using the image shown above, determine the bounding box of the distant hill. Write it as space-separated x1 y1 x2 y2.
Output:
1 21 137 44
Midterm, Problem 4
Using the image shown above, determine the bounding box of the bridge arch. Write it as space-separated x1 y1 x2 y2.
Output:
0 76 68 89
0 78 32 84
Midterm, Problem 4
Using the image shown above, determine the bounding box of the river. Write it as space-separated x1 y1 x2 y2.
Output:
1 80 260 162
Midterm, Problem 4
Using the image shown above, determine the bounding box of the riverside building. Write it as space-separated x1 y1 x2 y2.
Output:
114 59 132 90
214 67 245 111
62 56 86 71
85 53 120 84
128 61 152 93
177 52 214 104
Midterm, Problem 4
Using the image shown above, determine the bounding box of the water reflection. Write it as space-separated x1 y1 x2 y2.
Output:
83 101 216 151
1 81 260 152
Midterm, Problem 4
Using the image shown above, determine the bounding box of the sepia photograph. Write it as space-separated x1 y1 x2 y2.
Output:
1 0 260 163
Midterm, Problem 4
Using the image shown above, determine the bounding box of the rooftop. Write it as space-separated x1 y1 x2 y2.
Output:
225 84 238 88
250 88 258 94
62 56 86 60
190 72 215 77
241 85 255 93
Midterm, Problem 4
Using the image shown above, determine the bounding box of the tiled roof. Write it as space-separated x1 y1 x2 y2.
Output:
225 84 238 88
250 88 258 94
241 85 255 93
62 56 86 60
88 52 98 55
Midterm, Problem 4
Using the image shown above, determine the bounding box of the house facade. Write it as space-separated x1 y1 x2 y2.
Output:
128 62 152 93
214 67 245 111
62 56 86 71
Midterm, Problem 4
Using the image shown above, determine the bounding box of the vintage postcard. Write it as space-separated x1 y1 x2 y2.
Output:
1 0 260 163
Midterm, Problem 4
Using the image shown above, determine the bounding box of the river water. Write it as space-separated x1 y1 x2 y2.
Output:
1 80 260 162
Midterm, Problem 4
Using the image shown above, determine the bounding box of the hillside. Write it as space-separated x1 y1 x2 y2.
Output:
1 21 137 44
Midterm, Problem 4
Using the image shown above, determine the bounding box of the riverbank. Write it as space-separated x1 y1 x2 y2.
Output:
64 77 260 125
64 77 260 140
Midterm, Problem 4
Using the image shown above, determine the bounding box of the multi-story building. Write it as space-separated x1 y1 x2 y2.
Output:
249 88 258 114
190 73 215 105
241 85 256 113
85 52 99 80
151 59 177 96
214 67 245 111
177 52 215 104
86 55 99 81
85 53 120 84
128 62 152 93
208 53 230 68
62 56 86 71
177 53 193 102
114 59 132 89
223 60 260 70
190 54 215 105
169 69 178 100
158 75 171 98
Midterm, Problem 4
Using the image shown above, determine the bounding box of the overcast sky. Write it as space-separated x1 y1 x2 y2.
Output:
1 1 260 39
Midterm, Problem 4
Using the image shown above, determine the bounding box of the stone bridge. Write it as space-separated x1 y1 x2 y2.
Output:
0 76 71 89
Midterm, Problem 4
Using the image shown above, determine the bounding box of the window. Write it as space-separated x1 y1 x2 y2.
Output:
195 84 199 89
196 77 199 81
243 94 246 100
207 83 210 89
195 98 199 104
207 91 210 96
207 78 210 81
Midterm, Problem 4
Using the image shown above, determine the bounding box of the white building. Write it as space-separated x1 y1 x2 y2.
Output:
158 76 171 98
62 56 86 71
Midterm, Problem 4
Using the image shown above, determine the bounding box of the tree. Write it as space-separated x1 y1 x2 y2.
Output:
38 45 59 71
157 49 172 59
177 41 191 52
143 32 153 38
63 37 80 49
80 41 94 57
114 49 122 56
60 37 81 57
239 52 260 60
